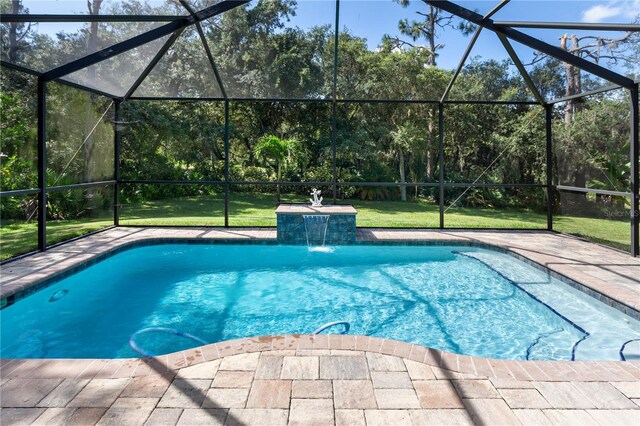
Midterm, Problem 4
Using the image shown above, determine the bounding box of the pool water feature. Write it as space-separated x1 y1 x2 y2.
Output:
303 215 330 246
1 244 638 360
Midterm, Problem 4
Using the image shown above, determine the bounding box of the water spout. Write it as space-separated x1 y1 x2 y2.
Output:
303 214 330 247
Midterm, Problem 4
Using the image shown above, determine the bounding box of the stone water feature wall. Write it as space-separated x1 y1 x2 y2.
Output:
276 204 357 244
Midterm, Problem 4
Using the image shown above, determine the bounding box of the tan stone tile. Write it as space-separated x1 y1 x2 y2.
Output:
145 408 183 426
512 409 553 425
330 350 364 356
246 380 292 409
120 373 174 398
281 356 319 380
176 408 228 425
430 366 464 380
333 380 377 409
176 360 221 379
320 356 369 380
211 371 254 388
289 398 334 426
65 408 109 426
586 409 640 425
370 371 413 389
36 379 90 408
261 350 296 356
291 380 332 399
500 388 552 409
67 378 130 408
32 408 78 425
366 352 406 372
364 409 412 425
219 353 260 371
296 350 330 356
463 398 521 425
452 379 500 399
490 378 536 389
374 389 420 409
96 398 158 426
572 381 637 409
0 408 47 425
534 382 596 409
202 388 250 408
157 379 211 408
255 355 283 380
226 409 289 426
611 381 640 399
335 409 365 426
409 409 474 425
413 380 465 409
542 409 599 425
404 359 436 381
1 378 63 407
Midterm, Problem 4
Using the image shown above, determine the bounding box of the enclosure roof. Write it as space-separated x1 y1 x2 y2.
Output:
1 0 638 103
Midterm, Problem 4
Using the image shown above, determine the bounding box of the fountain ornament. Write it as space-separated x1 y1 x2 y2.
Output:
310 188 323 207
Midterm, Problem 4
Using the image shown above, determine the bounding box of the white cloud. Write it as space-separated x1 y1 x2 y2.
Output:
582 4 623 22
581 1 640 22
625 0 640 18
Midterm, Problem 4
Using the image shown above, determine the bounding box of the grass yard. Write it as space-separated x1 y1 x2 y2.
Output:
1 193 631 260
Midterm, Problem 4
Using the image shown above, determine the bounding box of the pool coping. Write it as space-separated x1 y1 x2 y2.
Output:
1 227 638 321
1 334 639 383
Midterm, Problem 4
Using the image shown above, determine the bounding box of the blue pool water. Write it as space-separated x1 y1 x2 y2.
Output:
1 244 638 360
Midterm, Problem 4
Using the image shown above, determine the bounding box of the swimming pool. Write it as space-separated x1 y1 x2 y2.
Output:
1 243 638 360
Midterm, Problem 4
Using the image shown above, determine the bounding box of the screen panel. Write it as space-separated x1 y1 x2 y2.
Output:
0 195 39 260
46 82 115 186
0 69 38 191
554 189 631 252
443 103 546 185
553 91 631 193
336 102 439 187
336 184 440 228
203 0 335 99
119 183 224 226
120 100 225 181
45 184 114 246
228 101 333 183
443 186 547 229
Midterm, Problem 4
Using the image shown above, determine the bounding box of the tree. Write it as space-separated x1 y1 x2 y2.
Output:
527 24 638 124
0 0 32 63
391 122 422 201
383 0 473 66
254 135 301 202
83 1 103 186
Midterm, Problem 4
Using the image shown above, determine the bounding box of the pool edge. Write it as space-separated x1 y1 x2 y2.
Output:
1 335 639 382
1 230 638 321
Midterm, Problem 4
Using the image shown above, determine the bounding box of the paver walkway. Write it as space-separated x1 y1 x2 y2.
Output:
1 340 639 425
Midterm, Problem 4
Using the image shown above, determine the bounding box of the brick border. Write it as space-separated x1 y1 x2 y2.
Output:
2 335 639 383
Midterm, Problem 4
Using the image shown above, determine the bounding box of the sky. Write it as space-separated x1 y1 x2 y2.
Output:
15 0 640 71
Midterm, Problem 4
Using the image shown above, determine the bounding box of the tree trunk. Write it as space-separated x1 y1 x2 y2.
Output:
399 149 407 201
560 34 582 125
427 6 437 67
426 116 434 181
276 162 281 203
83 1 103 187
560 34 586 203
8 1 19 61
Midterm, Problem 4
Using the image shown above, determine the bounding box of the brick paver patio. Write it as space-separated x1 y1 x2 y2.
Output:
1 338 639 425
1 228 639 425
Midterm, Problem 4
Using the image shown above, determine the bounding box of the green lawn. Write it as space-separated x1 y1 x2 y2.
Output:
0 193 631 260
